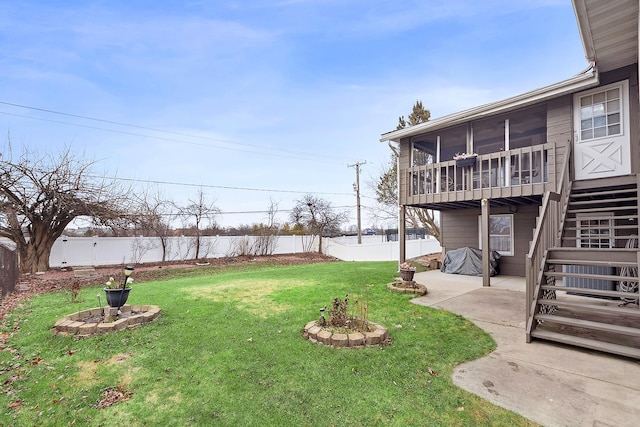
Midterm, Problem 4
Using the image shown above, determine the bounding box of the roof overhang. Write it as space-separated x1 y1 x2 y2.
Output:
380 66 599 142
573 0 638 73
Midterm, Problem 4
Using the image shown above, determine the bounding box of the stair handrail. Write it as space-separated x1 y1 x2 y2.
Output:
525 142 572 340
554 142 572 247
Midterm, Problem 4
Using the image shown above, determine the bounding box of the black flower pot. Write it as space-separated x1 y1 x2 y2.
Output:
104 288 131 307
400 269 415 281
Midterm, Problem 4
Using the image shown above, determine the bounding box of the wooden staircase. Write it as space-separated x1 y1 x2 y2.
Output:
527 178 640 359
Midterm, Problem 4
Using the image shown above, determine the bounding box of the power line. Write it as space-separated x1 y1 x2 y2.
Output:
0 110 346 164
0 102 354 163
91 174 359 197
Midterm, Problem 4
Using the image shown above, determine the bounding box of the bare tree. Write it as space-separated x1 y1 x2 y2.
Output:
367 155 400 224
130 237 158 264
253 198 280 256
176 189 220 260
0 145 131 273
370 100 441 242
368 150 441 242
289 194 348 253
133 187 174 262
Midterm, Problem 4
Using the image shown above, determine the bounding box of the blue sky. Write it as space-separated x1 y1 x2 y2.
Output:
0 0 587 229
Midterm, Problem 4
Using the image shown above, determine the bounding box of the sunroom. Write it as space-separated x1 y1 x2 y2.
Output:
404 103 556 208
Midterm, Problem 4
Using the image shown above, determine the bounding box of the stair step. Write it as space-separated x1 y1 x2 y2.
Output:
540 284 639 300
569 196 638 206
544 271 639 282
547 248 638 263
534 314 640 337
546 258 637 268
563 224 639 231
560 237 637 244
567 206 637 214
529 329 640 359
570 176 637 190
571 187 637 195
570 188 637 198
564 215 638 222
536 298 640 316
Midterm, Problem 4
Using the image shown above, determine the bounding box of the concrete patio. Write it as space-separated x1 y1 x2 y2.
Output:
411 270 640 427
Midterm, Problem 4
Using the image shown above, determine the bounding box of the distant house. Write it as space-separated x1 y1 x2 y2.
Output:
380 0 639 358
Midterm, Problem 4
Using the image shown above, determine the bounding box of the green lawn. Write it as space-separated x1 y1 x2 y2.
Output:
0 261 536 426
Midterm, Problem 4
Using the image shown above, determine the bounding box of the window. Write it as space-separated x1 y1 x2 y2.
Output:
478 214 514 256
577 214 613 248
579 86 621 141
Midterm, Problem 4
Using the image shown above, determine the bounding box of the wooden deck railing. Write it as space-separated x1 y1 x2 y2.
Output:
404 143 556 204
525 143 572 341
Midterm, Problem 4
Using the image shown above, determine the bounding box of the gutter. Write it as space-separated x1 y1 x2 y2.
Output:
572 0 597 65
380 66 599 143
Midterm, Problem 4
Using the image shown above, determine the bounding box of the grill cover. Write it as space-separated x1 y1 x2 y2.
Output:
441 247 501 276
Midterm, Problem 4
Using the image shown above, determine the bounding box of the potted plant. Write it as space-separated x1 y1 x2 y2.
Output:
453 152 477 167
399 261 416 282
103 266 134 308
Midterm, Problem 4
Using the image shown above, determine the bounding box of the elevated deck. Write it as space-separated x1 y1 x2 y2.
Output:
402 143 557 209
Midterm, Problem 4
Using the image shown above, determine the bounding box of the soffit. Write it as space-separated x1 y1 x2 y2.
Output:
574 0 639 72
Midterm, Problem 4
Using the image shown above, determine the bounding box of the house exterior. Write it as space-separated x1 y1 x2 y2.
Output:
380 0 640 358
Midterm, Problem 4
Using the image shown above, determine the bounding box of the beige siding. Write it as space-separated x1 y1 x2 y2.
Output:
402 64 639 278
398 138 411 205
546 95 571 185
441 205 539 277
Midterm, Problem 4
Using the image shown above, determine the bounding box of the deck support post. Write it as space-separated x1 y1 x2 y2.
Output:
481 198 491 287
399 205 406 267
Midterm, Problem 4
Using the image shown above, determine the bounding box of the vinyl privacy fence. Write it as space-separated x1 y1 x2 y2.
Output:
47 235 320 268
1 234 441 270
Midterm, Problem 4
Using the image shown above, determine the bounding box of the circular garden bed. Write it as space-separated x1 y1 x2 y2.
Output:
53 305 161 337
387 280 428 296
303 320 389 348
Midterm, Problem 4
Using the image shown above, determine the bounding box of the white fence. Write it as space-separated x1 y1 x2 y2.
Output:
47 235 320 268
2 234 442 268
323 236 441 262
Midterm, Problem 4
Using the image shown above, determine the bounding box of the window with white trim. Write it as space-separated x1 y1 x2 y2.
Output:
478 214 514 256
579 85 622 141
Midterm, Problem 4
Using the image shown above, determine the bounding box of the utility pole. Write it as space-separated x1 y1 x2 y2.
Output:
348 161 366 244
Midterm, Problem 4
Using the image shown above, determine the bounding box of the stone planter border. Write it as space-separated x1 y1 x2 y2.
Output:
303 320 389 347
387 281 428 296
53 305 161 337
